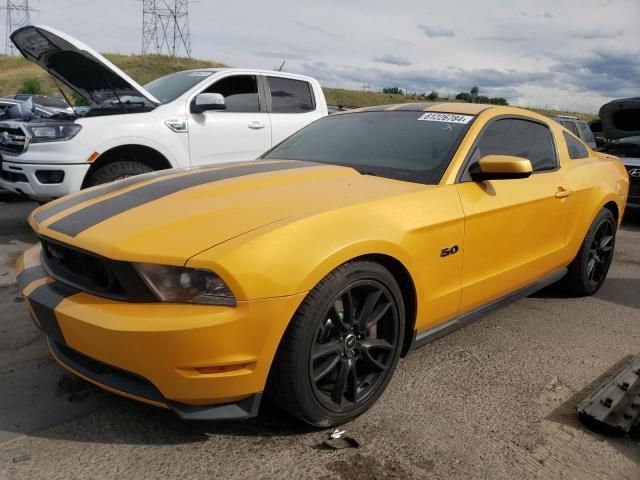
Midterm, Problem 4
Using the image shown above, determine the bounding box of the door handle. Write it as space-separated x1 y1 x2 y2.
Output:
555 187 572 199
248 121 265 130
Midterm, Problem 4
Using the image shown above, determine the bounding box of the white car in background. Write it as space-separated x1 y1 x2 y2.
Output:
0 25 328 201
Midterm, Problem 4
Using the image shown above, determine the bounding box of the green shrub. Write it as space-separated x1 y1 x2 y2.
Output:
426 90 439 101
18 77 43 94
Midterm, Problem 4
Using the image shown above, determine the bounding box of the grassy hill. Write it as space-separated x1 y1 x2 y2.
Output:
322 87 595 121
0 54 224 100
0 54 594 121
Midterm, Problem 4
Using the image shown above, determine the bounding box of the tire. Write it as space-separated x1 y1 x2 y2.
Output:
85 161 153 187
561 208 616 296
268 260 405 427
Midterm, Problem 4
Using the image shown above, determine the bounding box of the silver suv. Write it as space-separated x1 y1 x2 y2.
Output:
552 115 596 149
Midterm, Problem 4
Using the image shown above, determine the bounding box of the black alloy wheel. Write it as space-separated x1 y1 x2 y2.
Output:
309 280 399 412
562 208 617 296
585 219 615 289
269 261 404 427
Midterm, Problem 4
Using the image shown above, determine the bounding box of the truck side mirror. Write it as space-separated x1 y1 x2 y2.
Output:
191 93 226 113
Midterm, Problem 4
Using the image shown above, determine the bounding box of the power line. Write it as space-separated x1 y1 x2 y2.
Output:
2 0 38 56
141 0 191 57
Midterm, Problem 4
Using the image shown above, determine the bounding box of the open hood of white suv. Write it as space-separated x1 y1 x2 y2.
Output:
11 25 160 106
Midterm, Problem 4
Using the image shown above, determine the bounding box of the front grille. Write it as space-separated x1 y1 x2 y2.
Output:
40 237 156 302
0 123 28 154
0 162 28 182
625 166 640 197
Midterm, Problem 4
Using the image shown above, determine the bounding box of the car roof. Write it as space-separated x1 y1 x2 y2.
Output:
347 102 493 115
176 67 318 82
336 103 568 124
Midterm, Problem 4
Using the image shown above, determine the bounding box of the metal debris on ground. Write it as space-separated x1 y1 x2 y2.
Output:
322 428 360 450
578 354 640 434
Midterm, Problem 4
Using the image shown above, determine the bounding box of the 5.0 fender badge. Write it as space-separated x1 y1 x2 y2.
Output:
440 245 459 257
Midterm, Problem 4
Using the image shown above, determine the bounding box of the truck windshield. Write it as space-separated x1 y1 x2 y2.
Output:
144 70 214 103
263 111 473 185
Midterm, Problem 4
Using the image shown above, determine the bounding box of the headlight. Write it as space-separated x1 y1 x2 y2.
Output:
25 123 82 143
134 263 236 306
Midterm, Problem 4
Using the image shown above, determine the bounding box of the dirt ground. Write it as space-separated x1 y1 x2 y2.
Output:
0 191 639 480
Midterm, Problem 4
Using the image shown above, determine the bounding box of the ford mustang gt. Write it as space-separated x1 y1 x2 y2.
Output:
17 103 629 426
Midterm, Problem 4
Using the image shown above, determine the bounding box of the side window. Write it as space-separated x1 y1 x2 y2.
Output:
204 75 260 112
473 118 557 172
267 77 315 113
563 131 589 159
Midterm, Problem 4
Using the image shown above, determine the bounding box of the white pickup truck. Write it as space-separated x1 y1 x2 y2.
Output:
0 25 328 201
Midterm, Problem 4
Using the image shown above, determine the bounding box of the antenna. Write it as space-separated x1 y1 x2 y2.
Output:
2 0 38 56
141 0 191 57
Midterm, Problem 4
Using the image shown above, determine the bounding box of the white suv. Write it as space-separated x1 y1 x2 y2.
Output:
0 26 327 201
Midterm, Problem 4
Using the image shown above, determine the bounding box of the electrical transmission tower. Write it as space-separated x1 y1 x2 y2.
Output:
141 0 191 58
2 0 37 56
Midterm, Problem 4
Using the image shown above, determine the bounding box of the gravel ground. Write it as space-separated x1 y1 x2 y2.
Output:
0 192 639 480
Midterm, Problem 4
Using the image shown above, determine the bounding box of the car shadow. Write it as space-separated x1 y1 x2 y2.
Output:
621 210 640 230
594 278 640 309
20 392 319 446
531 277 640 309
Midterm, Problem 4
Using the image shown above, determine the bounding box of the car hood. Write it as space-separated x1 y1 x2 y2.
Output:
599 97 640 140
11 25 159 106
29 160 423 264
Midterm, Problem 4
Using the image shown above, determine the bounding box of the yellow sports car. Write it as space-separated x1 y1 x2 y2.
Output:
17 103 629 426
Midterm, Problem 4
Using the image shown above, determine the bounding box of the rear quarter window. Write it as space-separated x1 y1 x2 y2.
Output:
563 131 589 159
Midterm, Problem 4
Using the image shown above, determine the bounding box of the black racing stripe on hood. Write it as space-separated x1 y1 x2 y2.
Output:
47 160 319 237
33 166 189 224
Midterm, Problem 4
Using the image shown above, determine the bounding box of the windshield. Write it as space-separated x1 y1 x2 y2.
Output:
144 70 214 103
263 111 473 185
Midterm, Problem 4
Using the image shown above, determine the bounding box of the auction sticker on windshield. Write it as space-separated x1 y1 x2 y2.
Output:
417 112 474 124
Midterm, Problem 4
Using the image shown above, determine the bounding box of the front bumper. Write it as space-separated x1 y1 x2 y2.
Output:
0 157 90 201
17 244 305 420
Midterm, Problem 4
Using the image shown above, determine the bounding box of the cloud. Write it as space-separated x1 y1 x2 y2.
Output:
520 11 554 19
569 30 621 40
477 33 531 42
549 49 640 98
29 0 638 112
373 54 412 66
417 24 455 38
253 51 310 61
294 21 343 40
301 62 550 100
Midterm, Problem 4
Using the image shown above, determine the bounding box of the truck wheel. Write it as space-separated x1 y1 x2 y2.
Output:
561 208 616 297
85 161 153 187
268 260 404 427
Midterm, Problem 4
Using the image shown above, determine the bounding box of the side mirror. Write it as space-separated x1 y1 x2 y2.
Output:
469 155 533 181
191 93 225 113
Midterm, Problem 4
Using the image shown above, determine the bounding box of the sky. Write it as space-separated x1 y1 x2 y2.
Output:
20 0 640 113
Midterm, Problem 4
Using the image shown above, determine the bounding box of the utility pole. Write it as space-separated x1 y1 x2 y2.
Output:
141 0 191 58
2 0 38 56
